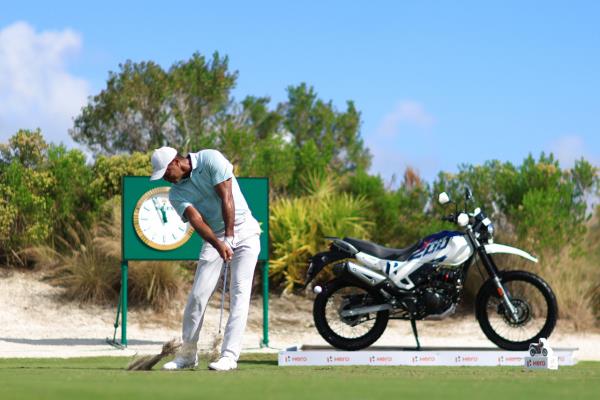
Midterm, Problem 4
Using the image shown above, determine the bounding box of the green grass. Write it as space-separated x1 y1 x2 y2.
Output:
0 354 599 400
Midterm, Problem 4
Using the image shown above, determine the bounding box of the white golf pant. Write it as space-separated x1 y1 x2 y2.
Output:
181 217 261 361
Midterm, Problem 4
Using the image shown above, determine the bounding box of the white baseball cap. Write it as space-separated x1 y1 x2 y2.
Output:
150 146 178 180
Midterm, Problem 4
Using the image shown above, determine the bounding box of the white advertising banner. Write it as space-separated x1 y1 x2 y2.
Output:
278 347 577 367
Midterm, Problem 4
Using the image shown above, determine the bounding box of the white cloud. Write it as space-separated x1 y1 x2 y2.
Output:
0 21 90 146
377 100 435 136
366 99 439 184
368 142 441 187
548 134 596 168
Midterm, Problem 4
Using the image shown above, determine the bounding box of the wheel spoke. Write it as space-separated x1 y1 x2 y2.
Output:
485 279 549 344
325 287 377 340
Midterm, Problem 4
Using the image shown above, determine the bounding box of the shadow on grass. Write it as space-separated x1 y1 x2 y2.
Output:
0 365 126 371
0 338 163 346
238 359 278 367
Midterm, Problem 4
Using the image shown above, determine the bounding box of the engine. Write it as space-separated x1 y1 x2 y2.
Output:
421 287 454 316
408 264 463 318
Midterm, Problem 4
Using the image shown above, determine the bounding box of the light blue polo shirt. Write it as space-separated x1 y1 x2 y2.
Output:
168 149 250 232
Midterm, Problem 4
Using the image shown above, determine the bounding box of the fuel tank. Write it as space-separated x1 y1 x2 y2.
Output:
409 231 473 267
356 231 474 290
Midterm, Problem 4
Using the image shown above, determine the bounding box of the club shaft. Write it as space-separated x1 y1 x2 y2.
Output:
218 262 229 334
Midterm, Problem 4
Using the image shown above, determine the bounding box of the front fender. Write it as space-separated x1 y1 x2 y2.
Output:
484 243 538 263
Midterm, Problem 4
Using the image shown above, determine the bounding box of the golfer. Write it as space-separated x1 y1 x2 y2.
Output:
149 146 261 371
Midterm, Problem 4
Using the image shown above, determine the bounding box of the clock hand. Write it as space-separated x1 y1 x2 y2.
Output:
151 197 165 225
160 205 168 223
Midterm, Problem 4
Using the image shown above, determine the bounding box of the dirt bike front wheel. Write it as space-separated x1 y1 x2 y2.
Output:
476 270 558 351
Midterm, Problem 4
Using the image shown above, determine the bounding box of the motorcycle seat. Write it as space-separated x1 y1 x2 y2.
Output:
343 237 422 261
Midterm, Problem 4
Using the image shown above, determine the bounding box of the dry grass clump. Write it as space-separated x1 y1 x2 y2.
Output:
534 209 600 329
23 198 187 311
23 223 119 304
589 282 600 324
95 198 186 310
587 209 600 323
128 261 185 311
536 251 598 330
484 211 600 330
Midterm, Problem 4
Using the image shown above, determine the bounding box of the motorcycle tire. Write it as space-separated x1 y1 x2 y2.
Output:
313 279 389 351
476 270 558 351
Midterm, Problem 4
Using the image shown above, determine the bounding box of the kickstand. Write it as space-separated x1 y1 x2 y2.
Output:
410 319 421 350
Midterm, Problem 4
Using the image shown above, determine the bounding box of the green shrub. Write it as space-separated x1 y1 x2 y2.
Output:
0 130 100 266
270 173 372 292
433 154 598 256
344 168 442 248
46 145 98 238
90 152 152 199
0 131 56 266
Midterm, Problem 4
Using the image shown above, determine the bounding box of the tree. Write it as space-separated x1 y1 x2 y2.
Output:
169 52 237 152
70 52 372 196
70 52 236 155
200 96 295 194
280 83 371 193
71 61 169 154
0 128 48 167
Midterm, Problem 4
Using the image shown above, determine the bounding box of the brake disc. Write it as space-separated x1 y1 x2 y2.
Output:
497 298 531 327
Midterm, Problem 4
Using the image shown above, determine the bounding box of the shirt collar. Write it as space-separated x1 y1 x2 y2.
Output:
176 152 199 184
189 153 198 170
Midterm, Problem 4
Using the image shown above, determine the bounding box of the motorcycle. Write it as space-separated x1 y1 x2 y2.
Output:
304 189 558 351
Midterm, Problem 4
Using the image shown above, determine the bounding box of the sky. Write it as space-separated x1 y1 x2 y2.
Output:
1 1 598 183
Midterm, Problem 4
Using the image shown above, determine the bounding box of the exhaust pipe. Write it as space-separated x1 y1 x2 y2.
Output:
340 303 393 317
345 261 387 286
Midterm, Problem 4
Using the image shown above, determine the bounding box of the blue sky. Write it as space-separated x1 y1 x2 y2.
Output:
1 1 598 183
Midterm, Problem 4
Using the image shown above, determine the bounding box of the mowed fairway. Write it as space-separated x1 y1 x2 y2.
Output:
0 354 598 400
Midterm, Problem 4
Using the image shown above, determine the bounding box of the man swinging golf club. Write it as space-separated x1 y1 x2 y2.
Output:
149 146 261 371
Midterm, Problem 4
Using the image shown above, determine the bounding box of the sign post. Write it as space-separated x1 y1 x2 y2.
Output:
109 176 269 347
121 261 128 345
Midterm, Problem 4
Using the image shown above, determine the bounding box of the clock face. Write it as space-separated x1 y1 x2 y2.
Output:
133 187 194 250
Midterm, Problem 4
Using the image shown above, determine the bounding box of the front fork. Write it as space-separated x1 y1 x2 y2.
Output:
491 275 520 320
468 229 520 322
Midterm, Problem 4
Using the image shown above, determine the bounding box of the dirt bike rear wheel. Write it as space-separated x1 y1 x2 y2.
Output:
313 279 389 351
